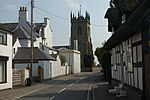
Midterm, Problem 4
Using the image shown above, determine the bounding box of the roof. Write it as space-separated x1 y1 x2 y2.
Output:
103 0 150 50
104 8 112 18
1 22 37 40
13 47 56 62
50 54 58 59
34 23 45 33
1 23 18 31
53 46 70 50
13 26 31 39
0 24 13 34
44 45 58 52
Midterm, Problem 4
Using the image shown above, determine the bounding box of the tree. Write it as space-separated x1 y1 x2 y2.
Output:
95 47 111 81
59 55 67 66
84 54 94 68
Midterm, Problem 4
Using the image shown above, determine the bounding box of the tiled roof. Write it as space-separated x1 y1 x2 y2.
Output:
53 46 70 50
13 47 56 62
13 26 31 39
34 23 44 33
1 23 18 31
0 24 13 33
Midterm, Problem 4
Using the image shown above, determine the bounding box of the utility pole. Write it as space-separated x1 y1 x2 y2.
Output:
30 0 34 78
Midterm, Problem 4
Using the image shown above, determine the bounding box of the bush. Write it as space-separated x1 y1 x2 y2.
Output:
59 55 67 66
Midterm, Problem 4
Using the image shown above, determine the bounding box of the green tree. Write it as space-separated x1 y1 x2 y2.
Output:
84 54 94 68
59 55 67 66
95 47 111 81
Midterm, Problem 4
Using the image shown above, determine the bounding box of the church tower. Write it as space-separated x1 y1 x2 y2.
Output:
70 11 93 70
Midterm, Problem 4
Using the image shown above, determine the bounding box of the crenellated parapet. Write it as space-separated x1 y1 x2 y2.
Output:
70 11 90 23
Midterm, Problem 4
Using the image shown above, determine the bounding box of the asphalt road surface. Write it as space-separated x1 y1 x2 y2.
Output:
16 72 100 100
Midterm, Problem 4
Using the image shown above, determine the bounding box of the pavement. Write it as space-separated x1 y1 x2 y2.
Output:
92 74 133 100
0 72 133 100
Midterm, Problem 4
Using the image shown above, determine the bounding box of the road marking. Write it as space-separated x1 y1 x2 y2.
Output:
97 82 109 85
87 80 95 100
12 80 66 100
49 96 55 100
68 83 75 87
12 89 40 100
75 80 79 83
80 76 87 80
58 88 66 93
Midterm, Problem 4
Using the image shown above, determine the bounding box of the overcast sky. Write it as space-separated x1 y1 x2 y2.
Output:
0 0 111 63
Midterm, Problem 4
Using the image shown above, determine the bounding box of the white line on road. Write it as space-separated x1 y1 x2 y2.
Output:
49 96 55 100
11 80 66 100
75 80 79 83
12 89 40 100
58 88 66 93
68 83 75 87
80 76 87 80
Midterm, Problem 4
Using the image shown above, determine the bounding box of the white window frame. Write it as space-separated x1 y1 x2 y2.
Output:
0 61 6 83
0 32 7 45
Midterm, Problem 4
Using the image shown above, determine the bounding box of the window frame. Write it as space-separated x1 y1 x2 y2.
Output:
0 31 7 45
0 60 7 83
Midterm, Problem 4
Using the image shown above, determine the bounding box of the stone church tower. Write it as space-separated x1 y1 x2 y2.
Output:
70 11 93 70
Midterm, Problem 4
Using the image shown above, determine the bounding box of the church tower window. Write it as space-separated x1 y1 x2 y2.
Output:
78 27 82 35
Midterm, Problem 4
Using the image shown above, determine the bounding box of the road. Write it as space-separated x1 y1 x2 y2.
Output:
16 72 100 100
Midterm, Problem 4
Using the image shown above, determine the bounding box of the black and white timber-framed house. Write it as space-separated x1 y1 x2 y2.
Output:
104 0 150 100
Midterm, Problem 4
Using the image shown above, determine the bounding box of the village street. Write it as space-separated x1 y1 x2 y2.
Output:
0 72 98 100
17 72 97 100
0 72 132 100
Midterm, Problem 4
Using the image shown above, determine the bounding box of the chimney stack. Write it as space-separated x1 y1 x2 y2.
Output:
19 7 28 23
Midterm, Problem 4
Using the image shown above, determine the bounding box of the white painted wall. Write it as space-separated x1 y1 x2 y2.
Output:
44 18 52 47
59 50 81 74
0 33 12 90
14 7 71 81
51 56 69 78
110 32 143 91
19 39 30 47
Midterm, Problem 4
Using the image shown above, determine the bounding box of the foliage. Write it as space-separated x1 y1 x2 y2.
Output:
95 47 111 81
92 61 96 67
95 47 111 69
59 55 67 66
84 54 94 68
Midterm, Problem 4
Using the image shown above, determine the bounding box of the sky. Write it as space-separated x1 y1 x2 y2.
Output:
0 0 111 63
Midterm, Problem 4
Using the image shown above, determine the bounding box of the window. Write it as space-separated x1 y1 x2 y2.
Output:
126 44 133 72
13 48 16 54
137 45 142 62
0 61 6 83
78 27 82 35
111 48 117 70
0 32 7 45
133 46 137 63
